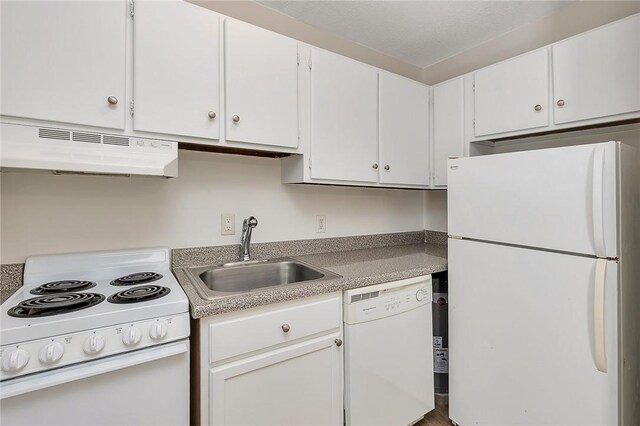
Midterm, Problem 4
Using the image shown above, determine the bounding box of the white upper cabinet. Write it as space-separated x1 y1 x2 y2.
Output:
224 19 299 148
433 77 466 186
0 1 126 129
552 14 640 125
133 1 220 140
379 73 429 186
310 49 378 183
474 49 549 137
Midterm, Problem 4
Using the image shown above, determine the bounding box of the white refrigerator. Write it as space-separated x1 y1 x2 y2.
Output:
447 141 640 425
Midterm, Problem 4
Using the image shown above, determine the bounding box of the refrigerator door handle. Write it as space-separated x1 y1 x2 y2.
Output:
592 147 606 257
594 258 607 373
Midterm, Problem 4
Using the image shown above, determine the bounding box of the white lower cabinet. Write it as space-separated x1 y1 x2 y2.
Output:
209 333 342 426
198 293 343 426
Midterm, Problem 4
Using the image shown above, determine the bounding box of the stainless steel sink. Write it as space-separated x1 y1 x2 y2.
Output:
185 258 341 299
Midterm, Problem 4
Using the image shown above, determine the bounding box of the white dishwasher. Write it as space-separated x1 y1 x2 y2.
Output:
344 275 434 426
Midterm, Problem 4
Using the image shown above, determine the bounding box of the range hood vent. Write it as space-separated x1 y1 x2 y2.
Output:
71 132 101 144
1 123 178 177
103 135 130 146
38 128 70 141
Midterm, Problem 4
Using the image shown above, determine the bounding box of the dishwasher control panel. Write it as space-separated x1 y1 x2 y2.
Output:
343 275 432 324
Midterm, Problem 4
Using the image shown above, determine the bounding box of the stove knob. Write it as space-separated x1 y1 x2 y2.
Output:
39 341 64 365
83 334 106 355
149 320 169 341
122 326 142 346
2 348 30 372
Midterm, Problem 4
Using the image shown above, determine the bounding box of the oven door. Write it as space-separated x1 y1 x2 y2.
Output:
0 340 189 426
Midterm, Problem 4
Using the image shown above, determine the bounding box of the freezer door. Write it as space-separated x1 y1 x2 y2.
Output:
448 141 618 257
449 239 618 425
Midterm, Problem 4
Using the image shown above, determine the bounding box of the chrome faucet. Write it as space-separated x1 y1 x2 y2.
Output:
240 216 258 261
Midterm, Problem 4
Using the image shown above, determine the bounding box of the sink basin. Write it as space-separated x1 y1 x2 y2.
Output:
186 258 341 299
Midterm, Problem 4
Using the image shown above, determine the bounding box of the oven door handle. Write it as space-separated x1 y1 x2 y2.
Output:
0 340 188 399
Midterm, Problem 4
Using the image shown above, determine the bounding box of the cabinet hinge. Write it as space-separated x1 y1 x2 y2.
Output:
129 0 134 18
308 56 312 71
472 120 475 128
472 83 475 91
129 101 135 117
297 53 299 67
308 158 312 169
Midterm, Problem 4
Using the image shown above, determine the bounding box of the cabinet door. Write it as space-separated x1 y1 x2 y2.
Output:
0 1 126 129
379 73 429 186
210 334 342 426
433 77 465 186
310 49 378 183
133 0 220 140
474 49 549 137
552 15 640 125
224 19 298 148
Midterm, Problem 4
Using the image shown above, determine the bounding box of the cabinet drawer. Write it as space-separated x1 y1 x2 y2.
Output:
209 296 341 363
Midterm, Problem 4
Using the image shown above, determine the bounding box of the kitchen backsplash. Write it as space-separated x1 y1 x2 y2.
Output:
0 263 24 304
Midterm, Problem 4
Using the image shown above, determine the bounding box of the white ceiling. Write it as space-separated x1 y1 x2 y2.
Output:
257 1 573 68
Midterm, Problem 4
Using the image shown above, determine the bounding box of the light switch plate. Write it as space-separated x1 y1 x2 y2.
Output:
221 213 235 235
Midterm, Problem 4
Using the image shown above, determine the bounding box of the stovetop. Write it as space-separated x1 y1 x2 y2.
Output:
0 247 188 346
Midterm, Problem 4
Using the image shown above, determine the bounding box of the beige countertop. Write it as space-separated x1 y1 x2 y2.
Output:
174 242 448 318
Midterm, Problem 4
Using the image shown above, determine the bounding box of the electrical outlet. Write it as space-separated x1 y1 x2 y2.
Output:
221 213 235 235
316 215 326 234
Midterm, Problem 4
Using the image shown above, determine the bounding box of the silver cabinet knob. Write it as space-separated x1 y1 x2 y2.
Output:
335 338 343 347
384 165 390 171
107 96 118 105
534 104 542 111
208 111 216 119
232 115 240 123
281 324 290 333
557 99 565 107
372 163 379 170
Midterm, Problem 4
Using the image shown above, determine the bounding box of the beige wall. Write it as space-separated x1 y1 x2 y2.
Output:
0 151 426 264
424 190 447 233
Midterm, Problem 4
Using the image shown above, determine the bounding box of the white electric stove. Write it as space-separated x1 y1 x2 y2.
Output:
0 247 190 426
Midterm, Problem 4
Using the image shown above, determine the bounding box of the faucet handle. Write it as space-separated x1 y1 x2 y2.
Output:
243 216 258 231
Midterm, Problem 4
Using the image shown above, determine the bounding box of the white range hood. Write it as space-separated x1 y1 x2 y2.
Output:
0 123 178 177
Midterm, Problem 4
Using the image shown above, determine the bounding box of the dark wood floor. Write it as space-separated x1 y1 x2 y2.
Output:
415 401 453 426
